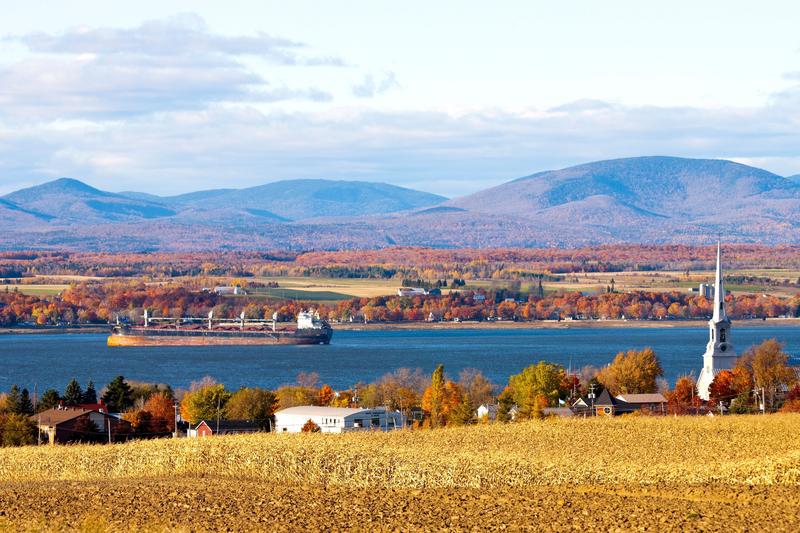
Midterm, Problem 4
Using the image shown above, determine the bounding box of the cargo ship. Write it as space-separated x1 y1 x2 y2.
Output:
108 310 333 347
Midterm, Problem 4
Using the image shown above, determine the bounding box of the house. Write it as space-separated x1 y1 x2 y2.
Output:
476 403 518 421
211 286 246 295
31 407 132 445
397 287 427 297
571 397 592 416
476 403 497 420
615 393 667 414
190 419 263 437
589 389 635 416
274 406 402 433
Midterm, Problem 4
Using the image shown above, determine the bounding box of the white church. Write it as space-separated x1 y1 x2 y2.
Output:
697 243 738 400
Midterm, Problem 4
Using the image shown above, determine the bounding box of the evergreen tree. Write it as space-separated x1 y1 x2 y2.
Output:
496 388 515 422
18 388 34 416
6 385 22 414
448 392 475 426
102 376 134 413
63 379 84 406
83 381 98 404
38 389 61 412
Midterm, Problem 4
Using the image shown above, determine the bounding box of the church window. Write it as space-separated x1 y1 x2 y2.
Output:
720 329 726 342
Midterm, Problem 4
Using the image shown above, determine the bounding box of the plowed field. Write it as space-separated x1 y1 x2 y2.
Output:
1 415 798 531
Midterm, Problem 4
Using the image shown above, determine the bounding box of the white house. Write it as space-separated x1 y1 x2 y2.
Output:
274 406 403 433
397 287 427 297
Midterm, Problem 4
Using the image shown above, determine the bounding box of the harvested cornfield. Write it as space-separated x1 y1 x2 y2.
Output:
1 414 799 531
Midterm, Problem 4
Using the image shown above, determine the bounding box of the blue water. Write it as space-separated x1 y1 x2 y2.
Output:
1 327 799 391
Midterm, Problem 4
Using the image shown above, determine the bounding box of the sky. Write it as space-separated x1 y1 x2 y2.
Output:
1 1 799 197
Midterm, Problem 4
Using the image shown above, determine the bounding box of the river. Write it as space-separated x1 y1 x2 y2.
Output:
2 326 799 391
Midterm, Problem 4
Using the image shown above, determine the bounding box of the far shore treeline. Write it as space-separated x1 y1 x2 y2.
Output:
1 340 798 446
3 245 800 327
2 281 798 327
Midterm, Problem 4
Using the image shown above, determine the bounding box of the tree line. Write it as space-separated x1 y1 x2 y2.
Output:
2 281 799 327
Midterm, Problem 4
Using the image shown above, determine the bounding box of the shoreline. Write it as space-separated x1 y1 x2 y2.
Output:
2 317 799 335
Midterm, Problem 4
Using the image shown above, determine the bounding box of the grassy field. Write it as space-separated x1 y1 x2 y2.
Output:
1 414 798 531
1 284 69 296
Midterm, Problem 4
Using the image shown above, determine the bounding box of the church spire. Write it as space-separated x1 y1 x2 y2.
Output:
712 241 727 322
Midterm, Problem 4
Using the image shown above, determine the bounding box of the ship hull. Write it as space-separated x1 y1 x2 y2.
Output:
108 326 332 347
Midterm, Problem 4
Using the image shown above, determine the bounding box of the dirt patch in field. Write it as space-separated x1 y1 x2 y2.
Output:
1 477 798 532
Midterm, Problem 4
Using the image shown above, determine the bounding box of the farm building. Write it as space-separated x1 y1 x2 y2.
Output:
397 287 427 297
615 393 667 413
31 407 131 444
572 391 668 416
274 406 402 433
189 420 263 437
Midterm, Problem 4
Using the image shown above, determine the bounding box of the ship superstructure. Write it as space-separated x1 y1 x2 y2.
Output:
108 309 332 347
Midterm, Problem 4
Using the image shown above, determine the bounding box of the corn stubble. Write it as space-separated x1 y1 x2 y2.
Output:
1 414 799 488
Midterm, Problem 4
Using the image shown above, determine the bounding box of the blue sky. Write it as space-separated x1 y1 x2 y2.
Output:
1 1 799 196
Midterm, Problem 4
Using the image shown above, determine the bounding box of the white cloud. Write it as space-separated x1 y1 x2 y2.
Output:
3 87 800 196
352 72 400 98
0 13 338 119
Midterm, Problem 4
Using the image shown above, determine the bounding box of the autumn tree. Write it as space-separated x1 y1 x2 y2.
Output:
597 348 663 395
180 383 231 425
275 386 316 409
301 419 321 433
667 375 699 414
458 368 496 407
421 366 463 427
779 384 800 413
143 392 176 433
2 414 35 446
225 388 277 429
421 364 446 428
507 361 566 418
317 384 335 406
708 370 737 407
747 339 797 409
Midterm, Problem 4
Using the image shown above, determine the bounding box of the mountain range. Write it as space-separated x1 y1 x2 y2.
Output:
3 156 800 251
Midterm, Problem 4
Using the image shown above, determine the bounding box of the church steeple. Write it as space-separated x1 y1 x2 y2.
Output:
697 240 736 401
712 241 727 323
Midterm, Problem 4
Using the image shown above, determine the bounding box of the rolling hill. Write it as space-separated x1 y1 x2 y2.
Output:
4 178 176 223
2 157 800 251
126 179 448 220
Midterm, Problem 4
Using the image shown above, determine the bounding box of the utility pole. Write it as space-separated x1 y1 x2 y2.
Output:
107 416 112 444
173 400 179 438
216 393 221 434
588 384 596 416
